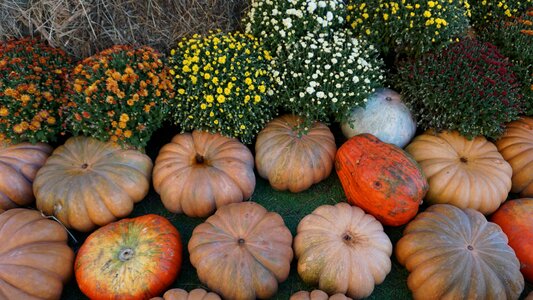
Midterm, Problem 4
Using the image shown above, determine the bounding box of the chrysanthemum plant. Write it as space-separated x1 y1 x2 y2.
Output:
469 0 532 28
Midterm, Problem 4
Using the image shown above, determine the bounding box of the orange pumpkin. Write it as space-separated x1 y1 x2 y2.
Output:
496 117 533 197
151 288 221 300
189 202 293 300
491 198 533 282
335 134 428 226
0 143 52 210
255 114 336 192
0 208 74 299
290 290 353 300
34 136 153 232
153 130 255 217
75 214 182 300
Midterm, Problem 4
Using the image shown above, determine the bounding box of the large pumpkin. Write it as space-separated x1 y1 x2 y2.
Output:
335 133 428 226
294 203 392 299
153 130 255 217
290 290 353 300
341 88 416 148
75 214 182 300
496 117 533 197
0 142 52 210
189 202 293 300
0 208 74 299
491 198 533 282
34 136 152 232
405 130 512 214
151 288 221 300
255 114 336 193
396 204 524 299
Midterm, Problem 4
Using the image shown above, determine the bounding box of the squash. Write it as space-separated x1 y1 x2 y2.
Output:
75 214 182 300
0 208 74 299
153 130 255 217
151 288 221 300
405 130 512 214
189 202 293 300
496 117 533 197
527 291 533 300
255 114 336 193
396 204 524 299
341 88 416 148
491 198 533 282
294 203 392 299
290 290 353 300
0 142 52 210
335 133 428 226
34 136 152 232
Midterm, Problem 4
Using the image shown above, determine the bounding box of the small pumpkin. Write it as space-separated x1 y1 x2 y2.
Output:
491 198 533 282
75 214 182 300
290 290 353 300
0 208 74 299
294 203 393 299
151 288 221 300
0 142 52 210
396 204 524 299
496 117 533 197
153 130 255 217
255 114 336 193
406 130 512 214
335 133 428 226
341 88 416 148
34 136 152 232
189 202 293 300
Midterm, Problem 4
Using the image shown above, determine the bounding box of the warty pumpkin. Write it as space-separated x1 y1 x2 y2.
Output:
396 204 524 300
405 130 512 214
335 133 428 226
151 288 221 300
34 136 153 232
153 130 255 217
0 208 74 299
188 201 293 300
294 203 393 299
0 142 52 210
290 290 353 300
255 114 336 193
496 117 533 197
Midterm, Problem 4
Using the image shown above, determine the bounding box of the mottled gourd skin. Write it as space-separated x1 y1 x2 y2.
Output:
189 202 293 300
150 288 221 300
153 130 255 218
396 204 524 300
290 290 353 300
335 133 428 226
255 114 337 193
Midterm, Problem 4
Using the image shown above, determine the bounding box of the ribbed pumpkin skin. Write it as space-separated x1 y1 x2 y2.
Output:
153 131 255 217
290 290 353 300
189 202 293 300
255 114 336 193
151 288 221 300
335 134 428 226
0 143 52 210
491 198 533 282
406 130 512 214
396 204 524 300
294 203 392 299
75 214 182 300
496 117 533 197
34 136 153 232
0 208 74 300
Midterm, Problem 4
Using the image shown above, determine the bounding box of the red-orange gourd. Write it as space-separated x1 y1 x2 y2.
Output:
335 134 428 226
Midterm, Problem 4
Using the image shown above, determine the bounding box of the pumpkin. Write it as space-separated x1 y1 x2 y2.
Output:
75 214 182 300
294 203 393 299
491 198 533 282
341 88 416 148
151 288 221 300
189 202 293 300
396 204 524 300
255 114 336 193
0 142 52 210
153 130 255 217
34 136 152 232
527 291 533 300
496 117 533 197
405 130 512 214
335 133 428 226
290 290 353 300
0 208 74 299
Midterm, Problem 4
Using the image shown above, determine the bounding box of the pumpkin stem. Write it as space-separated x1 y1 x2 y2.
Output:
81 163 89 169
238 238 245 245
460 157 468 163
467 245 474 251
385 97 392 101
195 154 205 164
118 248 135 262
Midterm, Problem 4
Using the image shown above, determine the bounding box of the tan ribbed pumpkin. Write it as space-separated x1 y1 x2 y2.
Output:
290 290 353 300
151 288 221 300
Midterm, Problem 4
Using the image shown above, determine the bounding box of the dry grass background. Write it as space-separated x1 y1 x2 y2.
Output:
0 0 248 60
